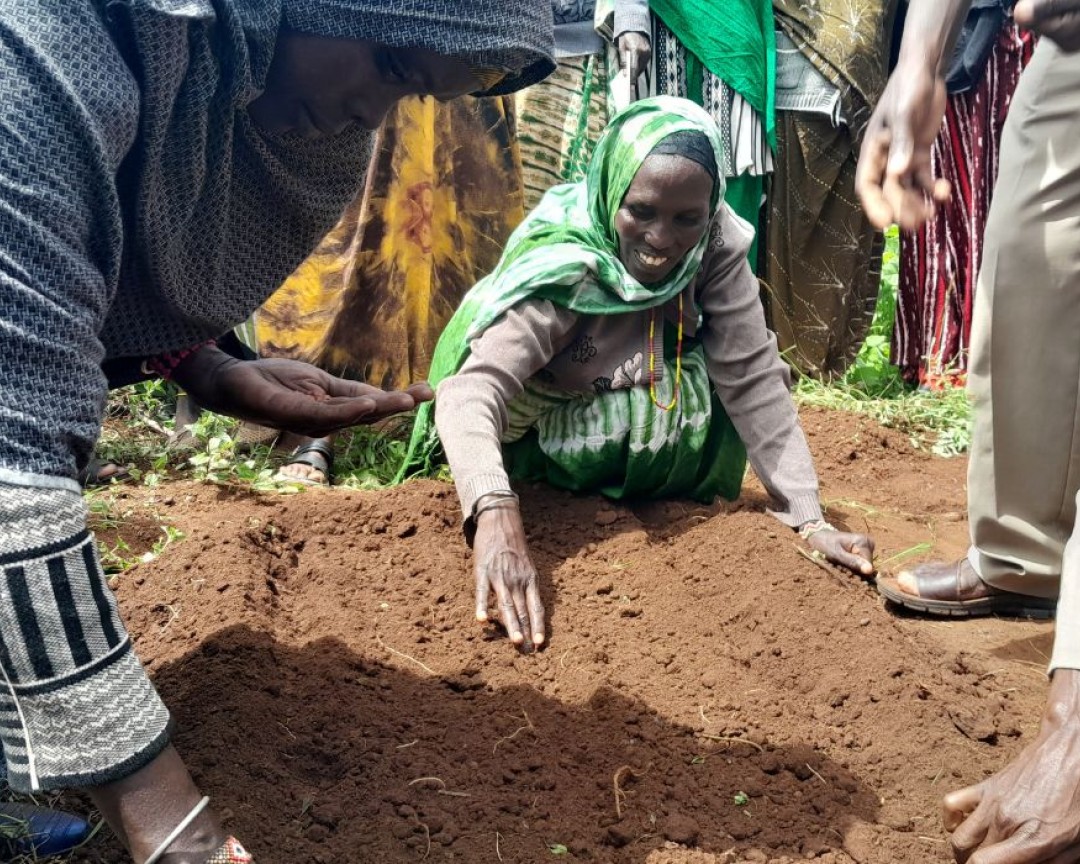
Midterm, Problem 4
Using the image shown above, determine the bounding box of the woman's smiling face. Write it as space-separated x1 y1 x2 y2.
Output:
614 153 714 285
248 31 481 139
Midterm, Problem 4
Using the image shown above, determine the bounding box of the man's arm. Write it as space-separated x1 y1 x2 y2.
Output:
854 0 972 230
896 0 973 75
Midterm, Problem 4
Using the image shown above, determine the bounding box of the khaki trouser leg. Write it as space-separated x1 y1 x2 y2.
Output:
967 40 1080 598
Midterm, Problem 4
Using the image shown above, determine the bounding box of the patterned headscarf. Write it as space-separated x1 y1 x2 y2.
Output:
97 0 554 356
397 95 726 480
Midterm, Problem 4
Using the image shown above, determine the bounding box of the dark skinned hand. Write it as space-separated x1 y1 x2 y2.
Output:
806 529 876 575
1015 0 1080 51
855 63 950 231
943 668 1080 864
615 31 652 85
172 345 432 437
473 502 546 651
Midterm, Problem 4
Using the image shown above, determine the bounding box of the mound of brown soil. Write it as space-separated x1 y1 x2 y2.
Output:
73 408 1052 863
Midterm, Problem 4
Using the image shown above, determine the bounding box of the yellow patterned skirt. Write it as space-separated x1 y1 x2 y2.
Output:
254 95 524 390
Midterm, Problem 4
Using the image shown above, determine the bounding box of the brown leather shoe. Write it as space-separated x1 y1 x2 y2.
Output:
876 558 1056 619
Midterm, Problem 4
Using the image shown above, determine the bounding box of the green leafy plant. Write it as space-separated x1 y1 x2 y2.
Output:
184 410 284 491
98 537 138 575
333 416 452 489
733 791 750 807
97 524 186 575
793 226 973 455
140 525 186 565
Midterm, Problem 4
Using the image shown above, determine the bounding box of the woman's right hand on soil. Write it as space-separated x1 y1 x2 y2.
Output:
855 63 950 231
473 503 546 651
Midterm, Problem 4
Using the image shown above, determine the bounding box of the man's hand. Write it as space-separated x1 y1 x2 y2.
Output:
943 668 1080 864
1015 0 1080 51
615 31 652 85
806 529 876 575
173 346 432 437
855 64 950 231
473 501 546 651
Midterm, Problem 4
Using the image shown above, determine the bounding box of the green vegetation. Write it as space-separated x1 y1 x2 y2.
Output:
97 380 435 489
792 226 972 457
94 225 969 497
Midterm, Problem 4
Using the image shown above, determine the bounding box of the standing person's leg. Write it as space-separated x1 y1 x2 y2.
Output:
885 40 1080 614
0 483 245 863
967 39 1080 598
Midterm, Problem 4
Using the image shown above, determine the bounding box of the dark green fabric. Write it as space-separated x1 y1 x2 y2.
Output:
504 339 747 504
650 0 776 147
723 174 763 271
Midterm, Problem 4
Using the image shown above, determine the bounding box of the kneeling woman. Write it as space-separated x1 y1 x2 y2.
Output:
407 97 874 650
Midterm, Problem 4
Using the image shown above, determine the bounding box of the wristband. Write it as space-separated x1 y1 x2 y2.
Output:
797 519 836 541
473 490 519 520
142 339 216 380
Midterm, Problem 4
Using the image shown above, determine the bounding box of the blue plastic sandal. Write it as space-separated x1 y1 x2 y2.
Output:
0 802 92 859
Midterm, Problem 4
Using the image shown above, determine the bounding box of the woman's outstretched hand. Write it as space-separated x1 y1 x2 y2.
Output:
806 528 876 575
473 501 546 651
173 345 432 437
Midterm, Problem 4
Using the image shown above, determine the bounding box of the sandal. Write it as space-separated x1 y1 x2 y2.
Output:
0 801 92 858
877 558 1056 619
78 458 131 489
274 439 334 487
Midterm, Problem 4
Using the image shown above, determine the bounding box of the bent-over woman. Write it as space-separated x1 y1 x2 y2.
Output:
0 1 552 860
403 97 875 651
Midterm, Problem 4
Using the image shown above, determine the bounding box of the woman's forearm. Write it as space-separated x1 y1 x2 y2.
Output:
435 375 516 518
434 300 581 517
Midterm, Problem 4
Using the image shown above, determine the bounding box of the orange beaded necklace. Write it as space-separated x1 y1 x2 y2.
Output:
647 292 684 411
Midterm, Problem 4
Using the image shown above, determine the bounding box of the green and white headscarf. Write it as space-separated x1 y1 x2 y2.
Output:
397 96 726 480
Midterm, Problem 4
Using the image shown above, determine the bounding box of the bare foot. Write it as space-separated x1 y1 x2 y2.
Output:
277 459 327 485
